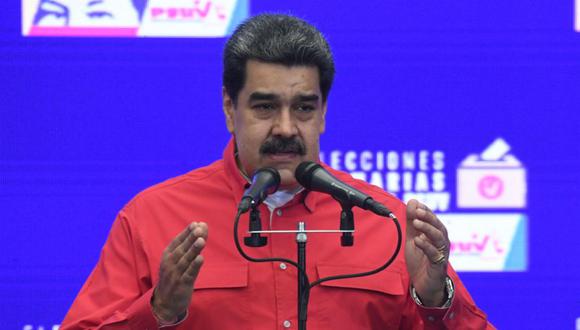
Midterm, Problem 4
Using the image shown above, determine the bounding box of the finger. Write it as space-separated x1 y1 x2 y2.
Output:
192 222 209 240
182 254 205 283
166 223 195 253
415 204 448 238
173 222 208 262
172 229 201 263
414 235 448 266
412 219 446 250
406 199 420 220
415 202 449 238
176 237 206 273
177 237 206 270
405 200 420 237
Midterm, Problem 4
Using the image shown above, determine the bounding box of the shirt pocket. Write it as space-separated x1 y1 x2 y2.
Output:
188 263 251 329
316 263 405 295
194 262 248 289
311 263 406 329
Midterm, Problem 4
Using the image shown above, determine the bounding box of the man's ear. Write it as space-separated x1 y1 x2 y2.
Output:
223 87 235 133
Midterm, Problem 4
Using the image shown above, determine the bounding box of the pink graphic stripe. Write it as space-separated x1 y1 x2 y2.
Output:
28 26 138 37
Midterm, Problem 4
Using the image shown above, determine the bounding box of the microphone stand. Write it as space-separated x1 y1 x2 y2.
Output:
296 222 308 330
235 203 402 330
244 220 355 330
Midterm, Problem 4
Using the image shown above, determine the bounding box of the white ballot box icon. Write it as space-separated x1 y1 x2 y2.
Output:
457 138 527 208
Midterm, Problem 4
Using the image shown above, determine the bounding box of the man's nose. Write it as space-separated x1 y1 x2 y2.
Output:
272 109 298 137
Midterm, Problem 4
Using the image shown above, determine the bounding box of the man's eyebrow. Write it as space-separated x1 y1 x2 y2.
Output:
88 0 104 6
249 92 280 102
293 94 320 102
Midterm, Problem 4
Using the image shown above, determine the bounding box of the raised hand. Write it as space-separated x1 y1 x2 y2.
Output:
405 199 450 307
152 222 208 322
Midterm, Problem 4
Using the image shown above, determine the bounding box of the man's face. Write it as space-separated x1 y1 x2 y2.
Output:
223 60 327 189
34 0 139 27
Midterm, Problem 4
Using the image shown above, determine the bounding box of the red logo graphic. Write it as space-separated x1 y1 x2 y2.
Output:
450 233 505 254
478 175 504 199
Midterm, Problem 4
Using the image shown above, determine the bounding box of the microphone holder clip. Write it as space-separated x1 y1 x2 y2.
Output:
244 207 268 247
337 201 355 247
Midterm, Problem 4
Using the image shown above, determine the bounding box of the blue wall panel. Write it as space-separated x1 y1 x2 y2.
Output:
2 1 580 329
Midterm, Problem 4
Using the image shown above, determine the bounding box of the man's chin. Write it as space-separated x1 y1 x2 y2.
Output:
260 153 309 189
264 153 301 162
277 167 301 190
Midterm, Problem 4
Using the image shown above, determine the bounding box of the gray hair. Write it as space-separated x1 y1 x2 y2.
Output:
223 14 335 104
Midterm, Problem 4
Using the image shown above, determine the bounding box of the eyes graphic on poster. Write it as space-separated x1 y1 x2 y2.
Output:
21 0 249 37
33 0 142 28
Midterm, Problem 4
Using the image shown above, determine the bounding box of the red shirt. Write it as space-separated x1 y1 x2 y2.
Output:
61 139 493 329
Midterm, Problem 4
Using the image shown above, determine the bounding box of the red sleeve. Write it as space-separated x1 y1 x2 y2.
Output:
386 200 495 330
411 264 495 330
60 209 160 330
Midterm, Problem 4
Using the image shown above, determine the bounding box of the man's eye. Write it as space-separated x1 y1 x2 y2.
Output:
296 104 315 113
253 103 276 111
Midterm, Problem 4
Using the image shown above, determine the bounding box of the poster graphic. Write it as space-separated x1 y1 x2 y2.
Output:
321 138 529 272
457 138 527 208
21 0 249 37
577 0 580 32
440 214 527 271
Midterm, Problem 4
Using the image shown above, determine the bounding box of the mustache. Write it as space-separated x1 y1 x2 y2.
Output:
260 137 306 155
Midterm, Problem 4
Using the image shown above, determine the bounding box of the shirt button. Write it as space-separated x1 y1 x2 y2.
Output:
279 262 287 270
283 320 291 328
427 316 435 322
276 209 283 216
449 312 455 319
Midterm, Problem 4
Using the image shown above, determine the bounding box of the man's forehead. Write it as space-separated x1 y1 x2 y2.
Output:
242 60 322 97
245 60 319 76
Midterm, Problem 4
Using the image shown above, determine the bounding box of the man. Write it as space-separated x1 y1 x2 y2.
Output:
61 14 493 329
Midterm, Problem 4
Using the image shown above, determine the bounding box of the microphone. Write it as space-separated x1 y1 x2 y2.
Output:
238 167 281 213
295 161 396 219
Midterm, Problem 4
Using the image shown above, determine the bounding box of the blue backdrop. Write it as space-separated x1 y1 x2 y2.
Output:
2 1 580 329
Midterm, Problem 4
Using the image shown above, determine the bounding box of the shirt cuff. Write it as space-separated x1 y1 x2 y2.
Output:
122 288 161 329
411 277 456 327
153 309 188 328
411 276 454 308
149 289 189 328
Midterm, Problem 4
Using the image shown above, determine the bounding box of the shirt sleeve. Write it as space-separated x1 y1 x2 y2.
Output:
385 200 494 330
402 264 495 330
60 209 161 330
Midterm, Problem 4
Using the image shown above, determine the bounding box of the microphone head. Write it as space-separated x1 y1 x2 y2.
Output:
295 161 321 189
238 167 282 213
251 167 281 195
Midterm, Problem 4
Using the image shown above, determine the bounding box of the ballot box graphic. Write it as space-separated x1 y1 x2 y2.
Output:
457 138 527 208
